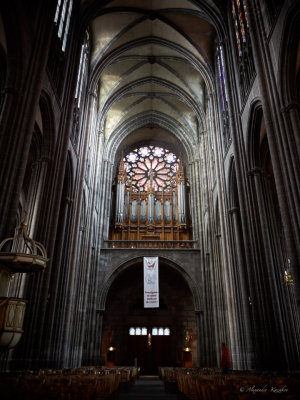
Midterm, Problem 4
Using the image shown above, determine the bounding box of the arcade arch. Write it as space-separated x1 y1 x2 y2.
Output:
100 257 201 372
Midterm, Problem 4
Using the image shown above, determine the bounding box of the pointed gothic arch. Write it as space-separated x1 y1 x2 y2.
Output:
278 2 300 106
98 255 202 312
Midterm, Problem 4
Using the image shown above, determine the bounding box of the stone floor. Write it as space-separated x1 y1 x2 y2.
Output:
119 376 178 400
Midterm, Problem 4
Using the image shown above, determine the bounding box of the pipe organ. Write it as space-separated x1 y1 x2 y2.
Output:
111 146 192 241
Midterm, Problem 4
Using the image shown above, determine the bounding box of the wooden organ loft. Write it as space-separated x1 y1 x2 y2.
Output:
110 146 192 242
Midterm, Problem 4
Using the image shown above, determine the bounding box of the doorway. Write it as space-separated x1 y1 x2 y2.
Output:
128 327 172 374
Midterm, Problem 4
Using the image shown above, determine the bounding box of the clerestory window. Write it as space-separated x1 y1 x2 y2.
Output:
231 0 256 101
54 0 73 52
216 44 231 151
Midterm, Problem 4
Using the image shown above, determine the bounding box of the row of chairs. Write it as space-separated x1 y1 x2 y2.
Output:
0 365 139 400
159 367 300 400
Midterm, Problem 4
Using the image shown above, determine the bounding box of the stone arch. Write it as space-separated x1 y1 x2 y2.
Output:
246 99 264 169
228 156 238 209
108 121 191 182
39 90 56 159
106 112 194 166
278 2 300 105
98 255 202 312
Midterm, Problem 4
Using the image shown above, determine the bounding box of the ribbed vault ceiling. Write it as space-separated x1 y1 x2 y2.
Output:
83 0 219 153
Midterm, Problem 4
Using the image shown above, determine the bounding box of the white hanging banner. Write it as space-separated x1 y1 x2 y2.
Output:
144 257 159 308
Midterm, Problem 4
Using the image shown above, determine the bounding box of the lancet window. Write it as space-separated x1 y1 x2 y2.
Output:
72 32 89 147
110 145 192 242
231 0 255 101
47 0 74 93
54 0 73 52
75 33 89 108
216 45 231 151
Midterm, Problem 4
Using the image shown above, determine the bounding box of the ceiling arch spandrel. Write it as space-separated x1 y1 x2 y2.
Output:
104 18 206 64
104 96 197 140
121 44 185 58
90 12 141 65
124 82 174 96
164 14 215 63
102 0 201 12
99 59 142 108
101 62 198 105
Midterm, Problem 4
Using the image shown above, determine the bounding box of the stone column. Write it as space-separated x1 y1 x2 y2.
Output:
0 1 56 240
246 0 300 303
248 167 300 369
228 206 254 369
196 311 205 367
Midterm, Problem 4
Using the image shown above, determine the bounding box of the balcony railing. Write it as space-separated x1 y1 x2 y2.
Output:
105 240 197 249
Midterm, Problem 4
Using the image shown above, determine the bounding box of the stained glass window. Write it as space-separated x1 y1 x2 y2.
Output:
232 0 248 56
231 0 255 101
216 44 230 151
124 146 179 192
217 45 228 112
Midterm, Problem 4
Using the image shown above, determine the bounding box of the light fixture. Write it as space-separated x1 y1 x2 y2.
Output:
283 259 294 286
184 325 192 348
147 332 152 349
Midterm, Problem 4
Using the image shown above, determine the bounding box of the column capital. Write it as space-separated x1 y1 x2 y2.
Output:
88 90 98 99
228 206 239 215
3 86 20 96
63 196 73 205
280 102 300 113
247 167 264 177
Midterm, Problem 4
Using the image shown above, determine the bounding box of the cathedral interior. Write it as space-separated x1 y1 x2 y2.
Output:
1 0 300 386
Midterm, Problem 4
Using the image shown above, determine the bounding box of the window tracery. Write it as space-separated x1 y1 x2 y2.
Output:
124 146 179 193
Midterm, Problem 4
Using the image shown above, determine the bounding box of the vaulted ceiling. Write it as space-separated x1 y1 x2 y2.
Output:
81 0 222 155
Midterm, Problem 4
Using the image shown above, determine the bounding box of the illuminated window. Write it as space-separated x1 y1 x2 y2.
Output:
141 327 147 336
129 327 148 335
232 0 248 57
54 0 73 52
124 146 179 193
152 327 170 336
75 32 89 108
216 44 230 151
129 328 135 336
129 327 171 335
217 46 227 112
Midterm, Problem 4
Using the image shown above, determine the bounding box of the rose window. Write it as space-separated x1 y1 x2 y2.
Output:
124 146 179 192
